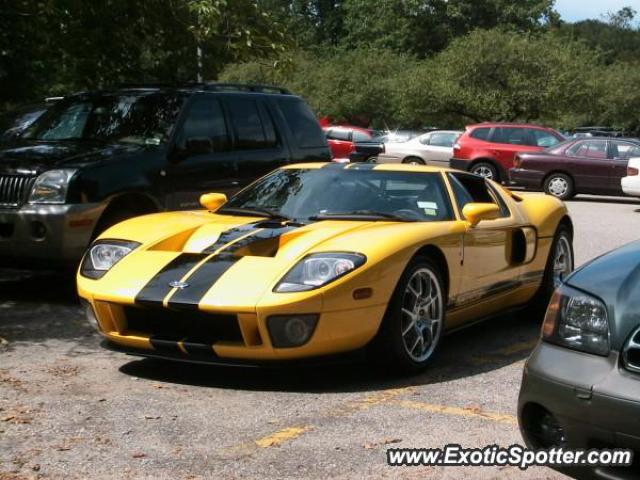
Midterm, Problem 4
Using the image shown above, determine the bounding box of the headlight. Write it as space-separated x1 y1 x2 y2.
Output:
274 253 366 292
29 169 77 204
80 240 140 279
542 285 610 356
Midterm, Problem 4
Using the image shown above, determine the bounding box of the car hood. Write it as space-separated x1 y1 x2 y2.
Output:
83 212 459 312
0 140 147 174
566 240 640 349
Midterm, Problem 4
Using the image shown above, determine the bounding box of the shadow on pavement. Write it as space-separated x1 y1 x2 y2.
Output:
119 310 541 394
0 269 90 346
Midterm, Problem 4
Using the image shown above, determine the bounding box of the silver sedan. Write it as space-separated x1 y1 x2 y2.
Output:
374 130 463 167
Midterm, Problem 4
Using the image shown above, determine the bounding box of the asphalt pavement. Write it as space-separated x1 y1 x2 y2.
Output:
1 194 638 480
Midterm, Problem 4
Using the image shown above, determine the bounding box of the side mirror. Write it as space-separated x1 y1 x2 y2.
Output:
462 203 501 227
200 193 227 212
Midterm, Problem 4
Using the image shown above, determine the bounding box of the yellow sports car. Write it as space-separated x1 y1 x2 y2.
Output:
77 163 574 371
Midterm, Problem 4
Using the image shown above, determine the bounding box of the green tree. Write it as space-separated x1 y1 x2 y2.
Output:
411 29 602 125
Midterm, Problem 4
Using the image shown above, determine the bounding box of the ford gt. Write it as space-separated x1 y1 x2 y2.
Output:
77 163 574 371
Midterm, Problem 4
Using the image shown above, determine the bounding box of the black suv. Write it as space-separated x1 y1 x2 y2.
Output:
0 84 330 267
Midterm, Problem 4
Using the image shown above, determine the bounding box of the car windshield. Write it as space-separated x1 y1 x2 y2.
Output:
22 93 185 145
223 167 454 222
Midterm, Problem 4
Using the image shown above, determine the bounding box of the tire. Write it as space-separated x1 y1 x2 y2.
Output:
543 173 574 200
371 257 446 373
402 156 425 165
530 224 574 319
471 162 499 181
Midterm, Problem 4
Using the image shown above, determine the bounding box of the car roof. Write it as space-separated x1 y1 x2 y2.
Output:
283 162 457 173
66 82 294 98
466 122 555 130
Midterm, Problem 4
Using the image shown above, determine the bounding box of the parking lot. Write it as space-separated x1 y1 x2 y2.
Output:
1 194 639 480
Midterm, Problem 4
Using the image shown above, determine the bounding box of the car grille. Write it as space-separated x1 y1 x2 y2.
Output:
622 326 640 374
0 174 36 208
124 306 243 344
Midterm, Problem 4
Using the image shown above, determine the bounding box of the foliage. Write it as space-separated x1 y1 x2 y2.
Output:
3 1 640 133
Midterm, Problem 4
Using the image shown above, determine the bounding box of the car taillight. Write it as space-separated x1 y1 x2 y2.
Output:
453 142 461 152
628 166 639 176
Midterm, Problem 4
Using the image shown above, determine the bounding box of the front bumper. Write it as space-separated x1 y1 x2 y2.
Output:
518 342 640 479
84 298 387 363
0 203 105 267
621 176 640 197
509 168 545 189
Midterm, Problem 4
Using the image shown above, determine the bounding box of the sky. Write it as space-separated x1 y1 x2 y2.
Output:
555 0 640 22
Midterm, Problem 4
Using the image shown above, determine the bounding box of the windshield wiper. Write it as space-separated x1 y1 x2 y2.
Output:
309 210 418 222
217 206 305 225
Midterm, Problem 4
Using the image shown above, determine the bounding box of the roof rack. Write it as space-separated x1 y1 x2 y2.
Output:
203 83 291 95
117 82 205 90
114 82 291 94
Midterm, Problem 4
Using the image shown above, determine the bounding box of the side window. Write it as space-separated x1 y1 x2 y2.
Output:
178 97 230 152
226 98 276 150
610 141 640 159
277 97 327 148
352 130 371 142
567 140 607 159
531 129 561 148
492 127 533 146
469 127 491 141
448 173 508 218
429 132 458 147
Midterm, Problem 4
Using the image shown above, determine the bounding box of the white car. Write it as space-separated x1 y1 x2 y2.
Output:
374 130 463 167
621 157 640 196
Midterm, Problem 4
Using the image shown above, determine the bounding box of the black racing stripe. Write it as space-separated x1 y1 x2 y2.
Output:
225 223 298 254
149 335 184 353
135 253 208 307
168 223 300 310
167 256 239 310
202 222 260 254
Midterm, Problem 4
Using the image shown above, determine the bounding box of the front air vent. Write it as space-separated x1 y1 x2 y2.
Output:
622 326 640 374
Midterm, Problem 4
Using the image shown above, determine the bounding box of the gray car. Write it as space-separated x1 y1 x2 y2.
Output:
518 240 640 479
374 130 462 167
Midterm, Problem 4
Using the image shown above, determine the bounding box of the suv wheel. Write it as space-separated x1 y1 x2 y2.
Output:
471 162 498 180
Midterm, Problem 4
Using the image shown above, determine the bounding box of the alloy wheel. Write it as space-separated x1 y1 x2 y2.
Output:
553 235 573 287
400 268 443 362
472 165 494 179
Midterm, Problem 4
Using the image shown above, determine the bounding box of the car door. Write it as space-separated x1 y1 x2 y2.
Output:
420 132 459 167
447 172 525 322
163 94 238 210
223 95 289 186
564 139 610 193
608 140 640 194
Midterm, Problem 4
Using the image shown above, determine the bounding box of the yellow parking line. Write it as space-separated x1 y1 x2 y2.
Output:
255 426 312 448
395 399 517 425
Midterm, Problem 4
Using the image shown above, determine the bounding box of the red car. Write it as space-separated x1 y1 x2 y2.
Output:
323 125 379 159
450 123 565 182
